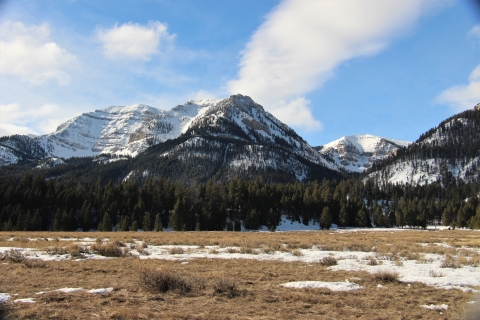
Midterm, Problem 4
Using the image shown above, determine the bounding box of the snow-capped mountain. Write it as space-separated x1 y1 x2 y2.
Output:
0 99 220 165
0 95 344 182
126 94 343 182
317 134 411 173
367 105 480 186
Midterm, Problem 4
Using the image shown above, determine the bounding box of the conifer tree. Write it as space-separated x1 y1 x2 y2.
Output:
154 213 162 232
32 209 42 231
53 208 62 231
100 211 112 231
143 211 152 231
120 216 129 231
320 206 332 230
131 220 139 232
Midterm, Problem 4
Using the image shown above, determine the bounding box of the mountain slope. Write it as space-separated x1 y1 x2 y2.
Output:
125 95 344 182
367 105 480 185
0 99 220 164
0 95 345 183
317 134 410 173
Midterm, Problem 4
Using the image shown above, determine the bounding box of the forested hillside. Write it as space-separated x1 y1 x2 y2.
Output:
1 171 479 232
367 107 480 185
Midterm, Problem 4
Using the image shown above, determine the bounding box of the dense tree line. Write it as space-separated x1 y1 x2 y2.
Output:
1 172 479 232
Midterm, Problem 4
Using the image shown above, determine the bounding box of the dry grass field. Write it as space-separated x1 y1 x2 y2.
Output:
1 229 479 319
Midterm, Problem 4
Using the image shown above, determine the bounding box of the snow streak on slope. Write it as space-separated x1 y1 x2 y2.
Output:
319 134 410 173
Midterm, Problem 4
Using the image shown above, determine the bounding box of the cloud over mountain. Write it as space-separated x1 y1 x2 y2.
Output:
228 0 448 130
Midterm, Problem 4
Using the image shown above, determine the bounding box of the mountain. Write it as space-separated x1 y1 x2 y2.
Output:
316 134 411 173
0 100 220 165
366 104 480 186
0 94 345 183
122 95 343 182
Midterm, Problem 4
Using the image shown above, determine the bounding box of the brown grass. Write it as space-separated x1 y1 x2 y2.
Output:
0 229 479 319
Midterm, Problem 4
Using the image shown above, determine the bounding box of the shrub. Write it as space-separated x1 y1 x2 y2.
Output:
366 255 380 266
240 246 253 254
291 249 303 256
91 243 128 257
227 248 239 254
139 267 203 293
67 244 89 258
214 278 239 298
373 270 400 282
169 247 185 255
319 256 337 266
23 259 47 268
46 246 68 255
428 269 444 277
1 249 25 263
441 255 460 268
113 241 126 247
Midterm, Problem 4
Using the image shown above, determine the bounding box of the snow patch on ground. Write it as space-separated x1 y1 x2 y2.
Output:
281 280 363 291
0 293 10 302
14 298 35 303
55 288 83 293
420 304 448 310
86 288 114 294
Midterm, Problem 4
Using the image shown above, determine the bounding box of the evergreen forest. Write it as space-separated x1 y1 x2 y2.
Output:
1 172 480 232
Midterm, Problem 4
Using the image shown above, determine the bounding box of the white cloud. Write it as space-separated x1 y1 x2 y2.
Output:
193 90 217 100
273 98 322 131
97 21 174 60
0 102 72 136
436 64 480 111
467 23 480 38
0 122 35 137
228 0 449 130
0 21 77 86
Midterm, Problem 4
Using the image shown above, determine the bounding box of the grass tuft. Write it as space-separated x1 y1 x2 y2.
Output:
373 270 400 282
319 256 337 266
169 247 185 255
91 243 128 257
441 255 460 269
139 266 204 294
1 249 25 263
214 278 239 298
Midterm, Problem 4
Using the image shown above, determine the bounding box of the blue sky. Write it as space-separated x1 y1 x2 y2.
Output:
0 0 479 146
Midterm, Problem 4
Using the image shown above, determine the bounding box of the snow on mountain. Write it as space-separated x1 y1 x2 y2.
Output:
318 134 411 173
125 95 343 182
0 145 21 166
0 99 220 164
185 94 338 171
367 106 480 186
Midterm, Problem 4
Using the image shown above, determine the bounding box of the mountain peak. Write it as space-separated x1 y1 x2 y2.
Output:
319 134 411 173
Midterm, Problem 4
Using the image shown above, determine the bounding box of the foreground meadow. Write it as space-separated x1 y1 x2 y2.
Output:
1 229 479 319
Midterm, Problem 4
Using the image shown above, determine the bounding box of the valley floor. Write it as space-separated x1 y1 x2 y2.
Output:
0 229 479 319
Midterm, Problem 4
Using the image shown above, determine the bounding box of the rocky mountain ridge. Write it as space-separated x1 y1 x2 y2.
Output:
317 134 411 173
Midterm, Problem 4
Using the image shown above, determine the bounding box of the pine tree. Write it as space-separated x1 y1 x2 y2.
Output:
32 209 42 231
120 216 129 232
131 220 139 232
143 211 152 231
154 214 163 232
53 209 62 231
3 219 13 231
355 205 370 228
320 206 332 230
100 211 112 232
